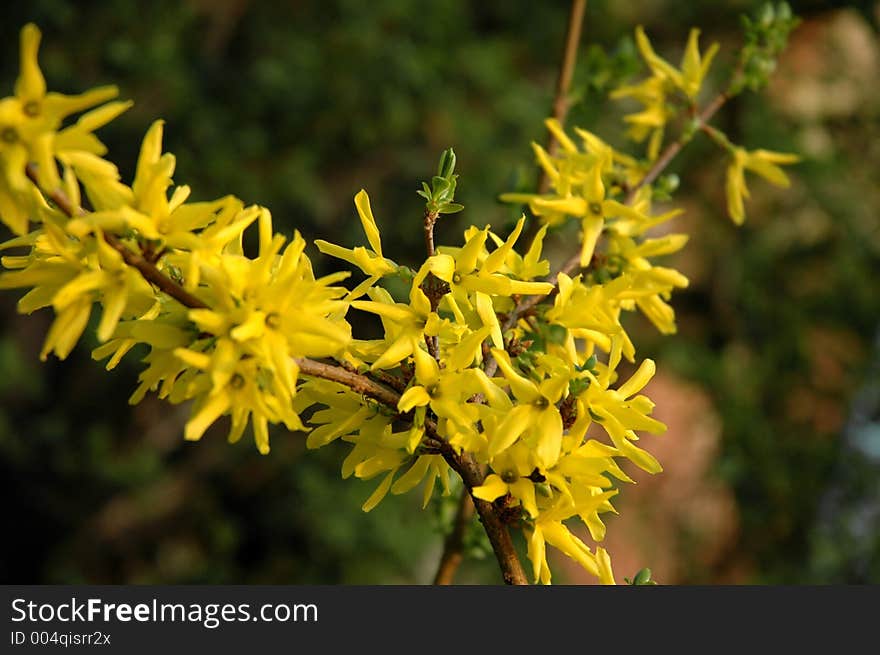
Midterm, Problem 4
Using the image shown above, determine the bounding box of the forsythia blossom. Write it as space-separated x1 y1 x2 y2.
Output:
611 27 719 159
725 147 800 224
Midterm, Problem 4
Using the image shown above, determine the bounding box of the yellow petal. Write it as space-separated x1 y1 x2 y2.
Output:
16 24 45 102
544 118 578 154
184 390 230 442
534 408 563 469
40 299 91 361
476 292 503 349
482 216 525 274
253 414 270 455
579 215 604 267
596 547 616 585
490 348 539 402
362 471 395 512
509 478 539 518
616 358 656 398
96 283 128 342
527 525 549 584
471 474 509 502
73 100 134 134
619 438 663 474
531 196 587 216
391 456 431 495
354 189 384 257
397 386 431 413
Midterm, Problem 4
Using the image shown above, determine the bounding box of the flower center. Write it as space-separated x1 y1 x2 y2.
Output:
500 470 518 483
0 126 19 144
23 100 41 117
265 312 281 329
588 202 603 216
230 373 245 389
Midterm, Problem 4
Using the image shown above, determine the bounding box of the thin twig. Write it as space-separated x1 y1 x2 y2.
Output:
105 233 211 309
433 489 476 585
539 0 587 196
421 208 442 360
423 208 438 258
521 0 588 251
625 91 730 202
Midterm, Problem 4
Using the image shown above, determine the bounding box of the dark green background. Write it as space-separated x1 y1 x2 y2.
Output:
1 0 878 583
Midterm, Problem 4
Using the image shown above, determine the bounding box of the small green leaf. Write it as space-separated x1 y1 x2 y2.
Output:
438 202 464 214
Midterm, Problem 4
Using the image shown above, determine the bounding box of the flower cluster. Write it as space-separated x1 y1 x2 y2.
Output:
0 20 797 585
0 26 353 456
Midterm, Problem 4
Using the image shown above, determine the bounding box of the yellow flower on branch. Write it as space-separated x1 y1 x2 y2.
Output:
0 24 129 234
472 442 540 518
634 26 719 100
526 495 616 585
725 147 800 224
612 27 718 158
315 189 397 300
350 275 444 370
487 348 569 469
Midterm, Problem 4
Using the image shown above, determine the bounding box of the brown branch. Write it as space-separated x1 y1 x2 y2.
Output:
104 233 211 309
423 208 438 258
538 0 587 196
421 208 443 360
296 358 404 414
433 489 476 585
623 90 730 203
366 368 408 394
444 451 528 585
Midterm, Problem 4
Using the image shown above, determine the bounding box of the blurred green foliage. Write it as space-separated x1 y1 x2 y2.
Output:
1 0 878 583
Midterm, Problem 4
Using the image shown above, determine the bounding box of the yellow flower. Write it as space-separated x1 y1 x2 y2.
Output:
0 211 156 360
397 345 482 435
66 121 257 283
680 29 720 99
315 189 397 298
350 279 442 370
611 76 669 159
634 26 719 100
427 216 552 346
725 147 800 224
0 24 129 234
575 341 666 474
486 348 569 469
612 27 718 159
174 337 305 453
472 442 540 518
526 494 616 585
510 138 651 266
